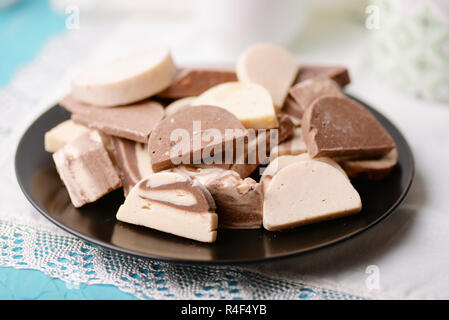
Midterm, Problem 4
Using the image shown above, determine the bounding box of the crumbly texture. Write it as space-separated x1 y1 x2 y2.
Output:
174 166 263 229
116 172 218 243
53 131 122 208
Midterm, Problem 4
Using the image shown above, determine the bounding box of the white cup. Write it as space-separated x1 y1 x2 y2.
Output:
192 0 307 60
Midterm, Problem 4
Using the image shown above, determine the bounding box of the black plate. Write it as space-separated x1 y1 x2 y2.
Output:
15 96 414 264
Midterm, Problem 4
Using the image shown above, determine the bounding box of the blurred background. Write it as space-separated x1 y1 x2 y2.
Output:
0 0 447 104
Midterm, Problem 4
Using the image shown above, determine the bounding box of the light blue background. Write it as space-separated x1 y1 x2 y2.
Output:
0 267 137 299
0 0 136 300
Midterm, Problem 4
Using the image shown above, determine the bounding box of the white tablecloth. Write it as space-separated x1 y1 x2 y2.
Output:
1 17 449 299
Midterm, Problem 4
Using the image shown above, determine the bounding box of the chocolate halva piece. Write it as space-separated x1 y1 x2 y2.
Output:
158 68 237 99
340 148 398 180
174 166 263 229
110 137 154 197
53 131 122 208
302 96 396 160
294 64 350 88
280 96 304 125
60 94 164 143
148 105 247 172
116 171 218 243
230 114 295 178
289 78 344 112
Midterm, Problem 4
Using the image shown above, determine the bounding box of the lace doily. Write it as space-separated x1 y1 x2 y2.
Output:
0 220 364 300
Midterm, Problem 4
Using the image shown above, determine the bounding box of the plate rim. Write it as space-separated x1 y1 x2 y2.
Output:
14 95 415 264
